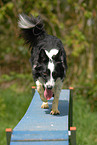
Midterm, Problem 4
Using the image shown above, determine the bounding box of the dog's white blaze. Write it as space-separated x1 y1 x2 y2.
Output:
48 61 54 72
47 61 55 86
44 49 59 88
45 49 59 88
45 60 55 88
45 49 58 60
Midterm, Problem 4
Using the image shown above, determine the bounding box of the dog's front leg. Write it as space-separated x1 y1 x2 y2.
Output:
36 80 49 109
50 94 60 115
50 79 63 115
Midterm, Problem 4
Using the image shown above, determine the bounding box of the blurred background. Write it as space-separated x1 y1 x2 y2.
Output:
0 0 97 145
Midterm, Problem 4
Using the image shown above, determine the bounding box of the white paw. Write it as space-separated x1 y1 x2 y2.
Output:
41 102 49 109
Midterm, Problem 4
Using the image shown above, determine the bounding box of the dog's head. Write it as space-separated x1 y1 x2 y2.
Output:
33 48 66 90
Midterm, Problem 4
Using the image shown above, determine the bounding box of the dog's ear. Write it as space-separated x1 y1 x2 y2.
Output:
52 49 67 69
52 49 63 62
38 49 49 63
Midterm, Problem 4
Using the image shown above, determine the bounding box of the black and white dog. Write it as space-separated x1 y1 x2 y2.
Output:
18 14 67 115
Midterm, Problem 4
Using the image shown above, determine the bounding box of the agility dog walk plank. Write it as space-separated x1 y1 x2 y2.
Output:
6 89 76 145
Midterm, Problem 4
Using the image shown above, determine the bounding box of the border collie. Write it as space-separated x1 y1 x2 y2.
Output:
18 14 67 115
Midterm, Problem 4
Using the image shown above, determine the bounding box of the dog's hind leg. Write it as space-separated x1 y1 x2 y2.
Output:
36 80 49 109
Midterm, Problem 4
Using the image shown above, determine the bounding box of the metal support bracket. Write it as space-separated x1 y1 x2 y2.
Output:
69 127 76 145
5 128 12 145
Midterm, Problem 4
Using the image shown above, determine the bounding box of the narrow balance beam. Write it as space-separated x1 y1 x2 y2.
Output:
6 87 76 145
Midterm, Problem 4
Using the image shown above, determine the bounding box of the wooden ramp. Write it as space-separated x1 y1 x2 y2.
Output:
6 88 76 145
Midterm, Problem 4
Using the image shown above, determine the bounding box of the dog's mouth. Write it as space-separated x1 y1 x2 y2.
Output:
44 88 53 100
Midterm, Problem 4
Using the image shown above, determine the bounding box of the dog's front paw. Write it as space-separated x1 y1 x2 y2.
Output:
41 102 49 109
50 109 60 115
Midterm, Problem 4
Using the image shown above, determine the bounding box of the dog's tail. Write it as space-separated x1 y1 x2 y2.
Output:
18 14 45 47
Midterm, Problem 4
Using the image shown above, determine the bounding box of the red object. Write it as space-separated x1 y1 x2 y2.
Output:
69 87 74 90
70 127 76 131
5 128 12 132
32 86 36 89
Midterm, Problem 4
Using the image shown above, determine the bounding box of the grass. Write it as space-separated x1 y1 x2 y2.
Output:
0 76 97 145
73 94 97 145
0 82 33 145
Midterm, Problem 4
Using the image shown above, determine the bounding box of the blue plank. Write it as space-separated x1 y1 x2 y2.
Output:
13 90 70 131
10 89 70 144
10 141 69 145
11 130 68 141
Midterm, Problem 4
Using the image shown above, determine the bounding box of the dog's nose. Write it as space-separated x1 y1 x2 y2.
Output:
47 85 53 90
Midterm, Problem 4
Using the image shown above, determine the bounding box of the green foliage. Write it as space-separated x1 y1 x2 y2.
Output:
0 97 6 118
65 26 88 57
0 0 97 110
78 75 97 111
84 10 92 19
0 2 14 21
0 72 34 85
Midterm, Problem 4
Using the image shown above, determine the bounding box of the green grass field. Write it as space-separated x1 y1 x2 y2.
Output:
0 81 97 145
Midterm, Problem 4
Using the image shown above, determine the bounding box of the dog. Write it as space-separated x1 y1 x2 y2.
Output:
18 14 67 115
